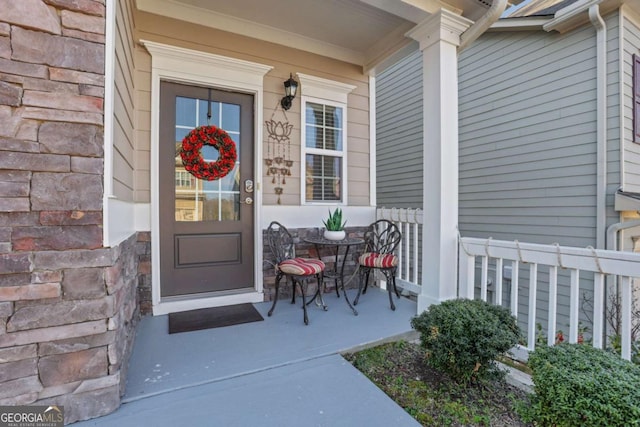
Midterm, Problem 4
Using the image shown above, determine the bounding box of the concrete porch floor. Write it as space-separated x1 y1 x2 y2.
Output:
75 287 421 426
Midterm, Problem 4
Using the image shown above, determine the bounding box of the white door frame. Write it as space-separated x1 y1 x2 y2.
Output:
142 40 272 315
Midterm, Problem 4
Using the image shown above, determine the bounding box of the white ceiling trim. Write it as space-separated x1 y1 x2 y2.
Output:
136 0 366 65
358 0 431 23
402 0 463 16
364 20 418 74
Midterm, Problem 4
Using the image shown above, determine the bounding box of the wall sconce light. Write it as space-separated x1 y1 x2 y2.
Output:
280 73 298 111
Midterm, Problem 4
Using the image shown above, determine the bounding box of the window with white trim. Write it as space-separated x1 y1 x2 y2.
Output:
303 100 345 203
298 73 355 204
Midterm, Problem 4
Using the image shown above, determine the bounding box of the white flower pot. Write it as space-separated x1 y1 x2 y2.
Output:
324 230 346 241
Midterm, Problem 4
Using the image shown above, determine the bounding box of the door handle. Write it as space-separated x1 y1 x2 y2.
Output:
239 197 253 205
245 179 254 193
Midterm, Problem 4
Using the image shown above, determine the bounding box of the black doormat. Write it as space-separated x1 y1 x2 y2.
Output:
168 303 264 334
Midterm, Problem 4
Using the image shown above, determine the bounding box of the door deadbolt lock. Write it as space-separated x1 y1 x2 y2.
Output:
240 197 253 205
245 179 254 193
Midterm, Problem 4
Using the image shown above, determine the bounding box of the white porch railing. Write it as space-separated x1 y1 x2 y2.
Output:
459 237 640 361
376 207 640 362
377 208 423 295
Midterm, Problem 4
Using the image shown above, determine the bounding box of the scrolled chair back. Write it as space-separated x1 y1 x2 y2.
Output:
266 221 295 264
363 219 401 255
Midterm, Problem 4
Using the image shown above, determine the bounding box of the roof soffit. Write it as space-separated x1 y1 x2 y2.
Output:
135 0 490 72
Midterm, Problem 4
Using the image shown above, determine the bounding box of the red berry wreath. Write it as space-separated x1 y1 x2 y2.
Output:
180 125 237 181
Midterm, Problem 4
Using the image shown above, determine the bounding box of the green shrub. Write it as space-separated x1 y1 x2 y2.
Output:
607 334 640 365
410 298 522 384
522 343 640 426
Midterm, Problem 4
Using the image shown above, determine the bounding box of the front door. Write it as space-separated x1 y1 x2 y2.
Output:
159 81 254 299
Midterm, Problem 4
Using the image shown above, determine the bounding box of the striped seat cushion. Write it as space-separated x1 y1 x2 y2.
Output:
278 258 325 276
358 252 398 268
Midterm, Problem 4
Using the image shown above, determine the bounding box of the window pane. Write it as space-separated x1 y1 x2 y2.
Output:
306 102 324 126
175 127 190 143
324 105 341 128
200 194 220 221
325 128 341 151
305 126 324 149
305 154 342 202
202 180 219 192
222 103 240 132
176 97 196 127
220 164 240 192
201 145 220 162
175 96 241 222
229 134 240 158
331 128 343 151
198 101 220 127
220 193 240 221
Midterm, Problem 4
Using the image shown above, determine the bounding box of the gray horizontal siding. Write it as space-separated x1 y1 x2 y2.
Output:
458 24 601 248
622 11 640 193
376 13 623 337
459 14 622 340
376 49 423 209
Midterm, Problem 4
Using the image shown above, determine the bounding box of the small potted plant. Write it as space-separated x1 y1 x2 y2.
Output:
322 208 346 240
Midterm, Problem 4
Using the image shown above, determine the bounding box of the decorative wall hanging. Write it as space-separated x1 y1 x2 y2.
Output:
264 105 293 204
181 125 237 181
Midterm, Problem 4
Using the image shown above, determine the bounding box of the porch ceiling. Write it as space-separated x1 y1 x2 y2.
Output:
134 0 491 73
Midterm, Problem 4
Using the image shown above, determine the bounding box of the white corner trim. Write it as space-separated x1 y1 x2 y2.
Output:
369 75 377 207
297 73 356 104
103 0 117 247
105 197 136 247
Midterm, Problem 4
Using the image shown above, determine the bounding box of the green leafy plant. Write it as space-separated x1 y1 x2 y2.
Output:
322 208 346 231
520 343 640 426
607 334 640 365
344 340 529 426
410 298 522 384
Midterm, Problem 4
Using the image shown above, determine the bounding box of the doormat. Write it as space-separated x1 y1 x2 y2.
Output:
168 303 264 334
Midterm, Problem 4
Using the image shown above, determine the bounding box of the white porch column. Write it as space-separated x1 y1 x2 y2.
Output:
407 10 472 313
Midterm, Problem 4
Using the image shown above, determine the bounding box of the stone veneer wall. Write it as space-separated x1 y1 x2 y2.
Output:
136 232 152 316
0 1 140 423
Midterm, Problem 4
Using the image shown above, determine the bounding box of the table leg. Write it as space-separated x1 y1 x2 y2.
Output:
305 277 328 311
338 245 358 316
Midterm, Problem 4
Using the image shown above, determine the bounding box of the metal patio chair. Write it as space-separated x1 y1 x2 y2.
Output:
266 221 326 325
354 219 402 310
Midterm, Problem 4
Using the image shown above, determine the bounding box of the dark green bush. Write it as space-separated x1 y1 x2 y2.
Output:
410 298 522 384
522 343 640 426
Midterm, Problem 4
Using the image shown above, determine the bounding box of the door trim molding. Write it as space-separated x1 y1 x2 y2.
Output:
142 40 272 315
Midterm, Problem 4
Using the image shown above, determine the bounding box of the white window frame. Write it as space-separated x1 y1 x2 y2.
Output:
298 73 355 205
302 97 347 204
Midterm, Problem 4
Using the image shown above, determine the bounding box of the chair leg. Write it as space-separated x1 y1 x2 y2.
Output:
268 273 282 317
392 270 401 298
354 268 368 306
362 270 371 295
383 270 396 311
290 276 296 304
316 273 328 311
296 278 309 325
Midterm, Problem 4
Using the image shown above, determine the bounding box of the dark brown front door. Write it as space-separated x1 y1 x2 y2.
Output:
159 81 254 298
